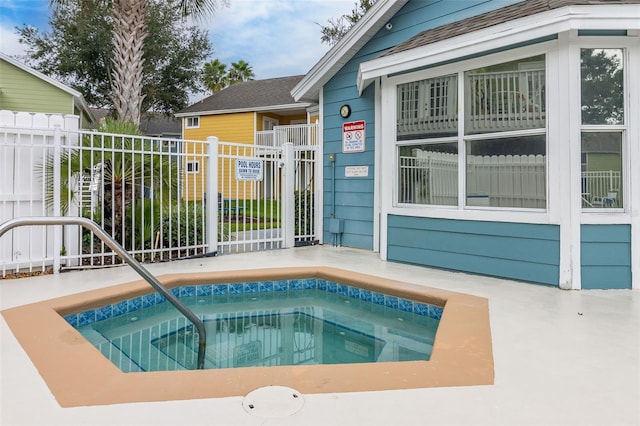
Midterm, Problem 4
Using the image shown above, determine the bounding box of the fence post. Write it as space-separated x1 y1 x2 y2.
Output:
283 142 295 248
53 126 61 273
206 137 218 255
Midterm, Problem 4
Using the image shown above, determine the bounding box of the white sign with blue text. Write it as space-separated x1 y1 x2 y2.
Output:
235 158 264 181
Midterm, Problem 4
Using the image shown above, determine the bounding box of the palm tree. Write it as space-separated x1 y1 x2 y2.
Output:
228 59 255 85
51 0 227 125
202 59 228 92
40 119 178 248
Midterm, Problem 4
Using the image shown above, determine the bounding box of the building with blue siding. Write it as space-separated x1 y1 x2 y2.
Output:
293 0 640 290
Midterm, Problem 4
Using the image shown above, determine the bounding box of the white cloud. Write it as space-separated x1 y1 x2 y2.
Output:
203 0 353 78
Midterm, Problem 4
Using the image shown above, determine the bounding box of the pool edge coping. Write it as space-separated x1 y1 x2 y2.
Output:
1 266 494 407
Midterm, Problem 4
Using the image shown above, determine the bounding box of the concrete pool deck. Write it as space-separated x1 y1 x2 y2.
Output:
1 245 639 425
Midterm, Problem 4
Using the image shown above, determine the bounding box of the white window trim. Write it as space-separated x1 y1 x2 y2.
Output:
185 116 200 129
384 43 553 225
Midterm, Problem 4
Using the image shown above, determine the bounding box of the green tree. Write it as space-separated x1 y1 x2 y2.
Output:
17 1 214 115
202 59 229 92
40 119 178 246
319 0 377 45
39 0 227 124
201 58 255 93
228 59 255 84
580 48 624 125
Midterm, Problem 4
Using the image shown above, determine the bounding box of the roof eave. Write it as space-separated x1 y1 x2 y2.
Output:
175 102 314 118
291 0 409 102
357 4 640 91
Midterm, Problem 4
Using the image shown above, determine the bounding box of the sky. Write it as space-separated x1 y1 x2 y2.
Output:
0 0 355 79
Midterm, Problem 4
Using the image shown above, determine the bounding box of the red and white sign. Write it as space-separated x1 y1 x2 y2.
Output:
342 120 366 153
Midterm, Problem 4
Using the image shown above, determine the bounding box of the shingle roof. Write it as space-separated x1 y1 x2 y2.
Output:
179 75 306 114
384 0 640 57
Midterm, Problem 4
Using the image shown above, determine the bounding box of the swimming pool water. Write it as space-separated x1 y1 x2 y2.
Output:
68 281 441 372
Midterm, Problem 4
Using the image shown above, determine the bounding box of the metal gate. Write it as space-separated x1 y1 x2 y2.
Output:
213 124 320 254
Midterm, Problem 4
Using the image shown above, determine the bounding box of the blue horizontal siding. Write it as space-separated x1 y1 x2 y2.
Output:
580 225 631 289
322 0 527 252
387 215 560 286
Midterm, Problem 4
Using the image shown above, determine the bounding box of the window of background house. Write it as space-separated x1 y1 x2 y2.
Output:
186 160 199 174
186 116 200 129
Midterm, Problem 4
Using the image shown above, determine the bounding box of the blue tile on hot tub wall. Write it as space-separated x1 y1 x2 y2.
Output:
274 280 288 292
155 293 166 304
95 305 112 321
429 305 443 320
303 279 316 290
372 292 385 306
180 286 195 297
65 314 79 327
113 300 128 316
289 279 304 290
78 310 95 327
336 284 348 296
196 285 213 297
413 303 428 316
398 298 413 313
170 288 180 298
327 281 338 293
384 295 399 309
359 289 372 303
259 281 273 293
347 286 360 299
128 297 142 312
212 284 228 295
317 279 328 291
229 283 244 294
141 294 155 308
244 282 259 293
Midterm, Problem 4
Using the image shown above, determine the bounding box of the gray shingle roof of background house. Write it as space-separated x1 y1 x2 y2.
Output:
180 75 306 114
384 0 640 57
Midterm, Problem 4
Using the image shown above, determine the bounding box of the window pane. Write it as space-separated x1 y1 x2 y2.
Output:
581 49 624 125
466 135 546 208
464 55 546 135
581 132 622 208
398 143 458 206
397 75 458 140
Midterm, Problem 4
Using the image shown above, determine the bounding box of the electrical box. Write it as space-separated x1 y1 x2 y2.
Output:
328 218 344 234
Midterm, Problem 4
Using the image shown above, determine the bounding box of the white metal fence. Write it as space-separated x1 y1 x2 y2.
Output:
1 115 319 275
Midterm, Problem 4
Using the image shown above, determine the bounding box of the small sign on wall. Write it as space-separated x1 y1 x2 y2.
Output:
235 158 263 181
342 120 366 153
345 166 369 177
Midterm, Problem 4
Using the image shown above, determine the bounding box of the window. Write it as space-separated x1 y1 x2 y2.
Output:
186 116 200 129
580 48 625 209
186 161 199 174
396 54 547 209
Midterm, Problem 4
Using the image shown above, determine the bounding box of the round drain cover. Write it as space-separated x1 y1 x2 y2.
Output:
242 386 304 418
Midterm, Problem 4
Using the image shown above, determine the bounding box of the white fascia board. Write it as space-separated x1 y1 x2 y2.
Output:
358 5 640 93
291 0 409 102
174 103 313 118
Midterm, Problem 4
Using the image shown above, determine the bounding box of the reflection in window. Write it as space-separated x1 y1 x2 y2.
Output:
397 75 458 140
466 135 546 208
581 49 624 125
398 143 458 206
581 132 622 208
465 55 546 135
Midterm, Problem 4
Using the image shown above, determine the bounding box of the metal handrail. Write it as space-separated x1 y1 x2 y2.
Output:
0 216 207 369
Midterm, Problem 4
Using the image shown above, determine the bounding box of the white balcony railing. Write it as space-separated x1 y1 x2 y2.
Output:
255 124 319 148
397 69 546 138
